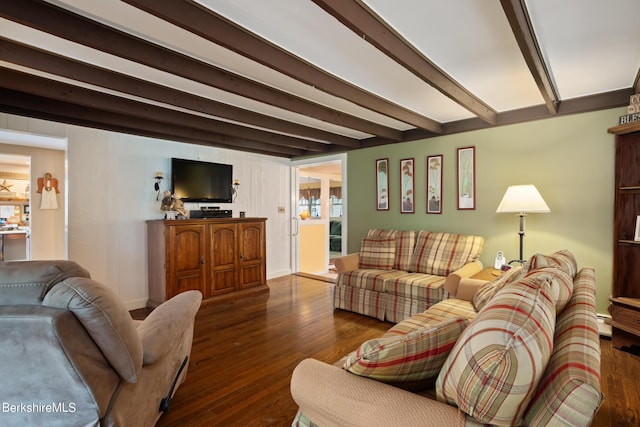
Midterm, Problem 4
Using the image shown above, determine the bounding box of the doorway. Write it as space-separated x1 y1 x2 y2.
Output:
0 128 67 260
291 154 346 279
0 153 31 261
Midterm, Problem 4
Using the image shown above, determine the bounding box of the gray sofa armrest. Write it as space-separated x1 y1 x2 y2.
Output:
443 260 483 296
136 290 202 365
291 358 466 427
333 253 360 273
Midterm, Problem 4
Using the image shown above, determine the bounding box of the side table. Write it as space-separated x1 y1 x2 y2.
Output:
471 267 503 281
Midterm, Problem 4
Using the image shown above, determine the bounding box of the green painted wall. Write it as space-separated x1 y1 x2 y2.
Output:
346 107 624 314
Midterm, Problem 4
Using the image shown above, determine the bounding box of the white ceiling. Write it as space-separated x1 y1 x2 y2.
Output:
1 0 639 157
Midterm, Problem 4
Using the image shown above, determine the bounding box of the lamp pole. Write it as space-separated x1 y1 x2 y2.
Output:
508 212 526 265
516 212 525 264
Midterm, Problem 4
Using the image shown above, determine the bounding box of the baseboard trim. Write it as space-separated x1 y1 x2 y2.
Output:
597 313 612 338
268 269 292 279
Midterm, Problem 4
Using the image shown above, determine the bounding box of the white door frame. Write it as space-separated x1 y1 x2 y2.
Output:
290 153 347 274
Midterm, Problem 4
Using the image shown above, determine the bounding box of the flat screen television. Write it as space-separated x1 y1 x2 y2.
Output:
171 158 233 203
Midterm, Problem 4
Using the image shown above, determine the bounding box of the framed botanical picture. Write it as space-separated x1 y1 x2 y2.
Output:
376 158 389 211
400 158 414 213
635 215 640 241
427 155 442 214
457 146 475 210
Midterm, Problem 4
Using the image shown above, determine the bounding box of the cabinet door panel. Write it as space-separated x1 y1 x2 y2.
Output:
240 225 262 261
613 244 640 298
209 224 238 295
167 225 206 298
238 222 265 289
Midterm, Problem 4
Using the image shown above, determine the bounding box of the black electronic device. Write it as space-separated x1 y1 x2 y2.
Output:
171 158 233 203
190 209 232 219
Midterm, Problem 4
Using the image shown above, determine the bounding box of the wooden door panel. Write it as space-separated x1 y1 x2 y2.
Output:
167 224 206 298
239 264 262 288
211 268 236 295
209 223 238 295
175 272 203 295
211 226 236 265
174 232 204 271
240 225 262 261
239 222 265 289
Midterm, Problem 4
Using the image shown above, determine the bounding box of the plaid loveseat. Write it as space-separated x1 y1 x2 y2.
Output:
333 229 484 323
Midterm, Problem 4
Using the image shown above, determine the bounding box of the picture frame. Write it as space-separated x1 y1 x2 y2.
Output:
426 155 443 214
375 158 389 211
635 215 640 241
400 158 415 213
457 146 475 210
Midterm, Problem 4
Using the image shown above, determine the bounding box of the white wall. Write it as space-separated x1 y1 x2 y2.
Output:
1 113 293 309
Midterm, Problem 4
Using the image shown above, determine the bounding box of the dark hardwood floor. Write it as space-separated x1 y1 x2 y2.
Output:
139 275 640 427
594 336 640 426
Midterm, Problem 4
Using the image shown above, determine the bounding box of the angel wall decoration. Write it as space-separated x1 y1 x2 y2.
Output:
37 172 60 210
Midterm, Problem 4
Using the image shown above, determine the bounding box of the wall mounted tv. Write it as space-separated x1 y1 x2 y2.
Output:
171 158 233 203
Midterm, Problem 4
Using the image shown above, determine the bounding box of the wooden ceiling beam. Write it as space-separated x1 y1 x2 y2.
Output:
0 67 330 153
0 38 359 149
0 0 398 141
311 0 497 126
501 0 559 115
0 89 305 157
123 0 439 135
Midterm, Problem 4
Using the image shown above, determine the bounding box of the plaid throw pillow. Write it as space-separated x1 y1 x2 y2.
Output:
437 273 556 425
343 316 468 388
367 229 416 271
358 237 396 270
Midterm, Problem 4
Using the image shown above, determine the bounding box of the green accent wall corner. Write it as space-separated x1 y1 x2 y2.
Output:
346 107 624 314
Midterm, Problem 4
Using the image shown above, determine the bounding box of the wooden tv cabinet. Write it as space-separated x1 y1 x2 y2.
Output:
147 217 268 307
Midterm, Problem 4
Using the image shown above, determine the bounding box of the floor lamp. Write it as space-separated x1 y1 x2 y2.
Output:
496 185 550 265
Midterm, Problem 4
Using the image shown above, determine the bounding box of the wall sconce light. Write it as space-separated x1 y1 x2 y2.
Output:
154 172 164 200
232 179 239 202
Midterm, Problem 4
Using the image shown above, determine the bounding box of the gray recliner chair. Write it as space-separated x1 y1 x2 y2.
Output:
0 260 202 426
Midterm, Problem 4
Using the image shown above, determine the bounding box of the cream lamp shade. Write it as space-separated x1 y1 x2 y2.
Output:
496 185 550 214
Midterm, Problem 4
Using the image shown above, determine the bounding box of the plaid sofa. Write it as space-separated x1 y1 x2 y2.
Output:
292 250 603 427
333 229 484 322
